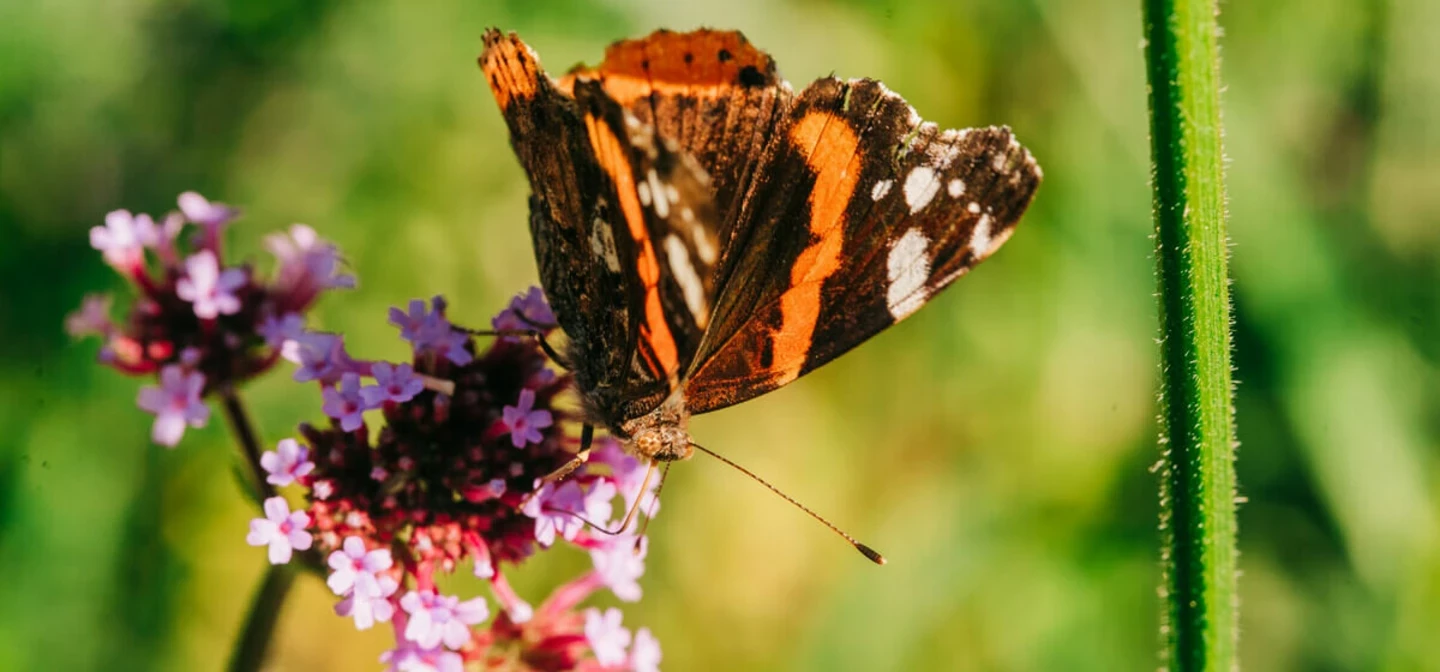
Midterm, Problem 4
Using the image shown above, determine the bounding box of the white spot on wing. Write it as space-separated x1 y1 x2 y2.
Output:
590 218 621 272
646 170 669 218
926 142 960 168
637 182 652 206
947 179 965 197
693 229 718 265
664 234 708 327
871 179 893 201
903 167 940 213
992 152 1008 173
967 202 981 214
972 214 993 258
886 227 931 320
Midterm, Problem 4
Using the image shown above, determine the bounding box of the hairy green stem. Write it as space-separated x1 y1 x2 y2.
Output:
226 565 297 672
1142 0 1238 669
220 386 277 504
218 388 316 672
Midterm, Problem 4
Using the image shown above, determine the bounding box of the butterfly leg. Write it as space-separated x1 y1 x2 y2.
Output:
456 326 569 369
543 423 594 483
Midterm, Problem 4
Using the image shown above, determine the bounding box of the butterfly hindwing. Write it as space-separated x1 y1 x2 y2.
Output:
682 78 1042 413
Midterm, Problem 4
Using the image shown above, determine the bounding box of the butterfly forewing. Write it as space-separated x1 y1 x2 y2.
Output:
482 31 655 414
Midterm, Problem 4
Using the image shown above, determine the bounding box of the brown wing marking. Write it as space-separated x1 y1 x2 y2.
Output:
582 110 680 379
481 30 542 111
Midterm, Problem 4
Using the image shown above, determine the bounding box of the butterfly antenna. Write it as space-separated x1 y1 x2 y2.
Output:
689 442 887 565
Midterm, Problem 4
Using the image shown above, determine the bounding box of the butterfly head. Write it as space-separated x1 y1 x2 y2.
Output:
619 394 693 462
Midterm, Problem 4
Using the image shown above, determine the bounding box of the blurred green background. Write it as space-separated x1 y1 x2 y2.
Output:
2 0 1437 670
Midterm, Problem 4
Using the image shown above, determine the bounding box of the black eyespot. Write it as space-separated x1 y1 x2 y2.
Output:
759 339 775 369
641 59 650 70
718 48 733 62
737 65 766 87
684 52 694 64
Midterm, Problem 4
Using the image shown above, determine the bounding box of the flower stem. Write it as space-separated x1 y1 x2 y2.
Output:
219 386 277 503
226 564 296 672
1141 0 1238 669
216 388 320 672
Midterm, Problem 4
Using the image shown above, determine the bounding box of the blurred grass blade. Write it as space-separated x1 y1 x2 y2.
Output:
1142 0 1239 669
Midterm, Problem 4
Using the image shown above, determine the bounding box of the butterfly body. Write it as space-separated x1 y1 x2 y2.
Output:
480 28 1041 466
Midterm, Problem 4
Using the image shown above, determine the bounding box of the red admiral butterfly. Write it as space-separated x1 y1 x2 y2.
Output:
480 28 1041 562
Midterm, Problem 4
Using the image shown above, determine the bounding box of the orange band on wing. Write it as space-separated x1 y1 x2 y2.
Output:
556 29 774 106
584 113 680 376
770 112 860 384
480 31 541 111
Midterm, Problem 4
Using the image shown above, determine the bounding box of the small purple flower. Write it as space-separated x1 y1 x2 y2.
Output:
389 299 441 344
593 439 660 517
501 388 553 448
65 294 114 338
361 362 425 406
176 250 247 319
521 480 586 547
335 573 398 630
135 365 210 447
591 535 646 602
583 479 617 529
266 224 357 298
293 332 349 384
268 224 355 282
312 479 335 500
178 191 239 230
90 209 154 270
433 329 474 366
380 641 464 672
259 313 306 361
327 535 394 597
491 286 556 332
631 627 661 672
462 477 506 504
400 590 489 650
260 438 315 486
153 212 185 251
584 607 632 666
322 373 371 431
246 496 313 564
391 298 472 366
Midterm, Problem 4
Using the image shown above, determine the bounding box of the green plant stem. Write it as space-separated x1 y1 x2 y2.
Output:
1142 0 1238 669
220 386 277 504
226 564 297 672
217 388 319 672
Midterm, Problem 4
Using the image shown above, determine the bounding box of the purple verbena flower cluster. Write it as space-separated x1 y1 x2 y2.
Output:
67 192 353 446
245 289 662 671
